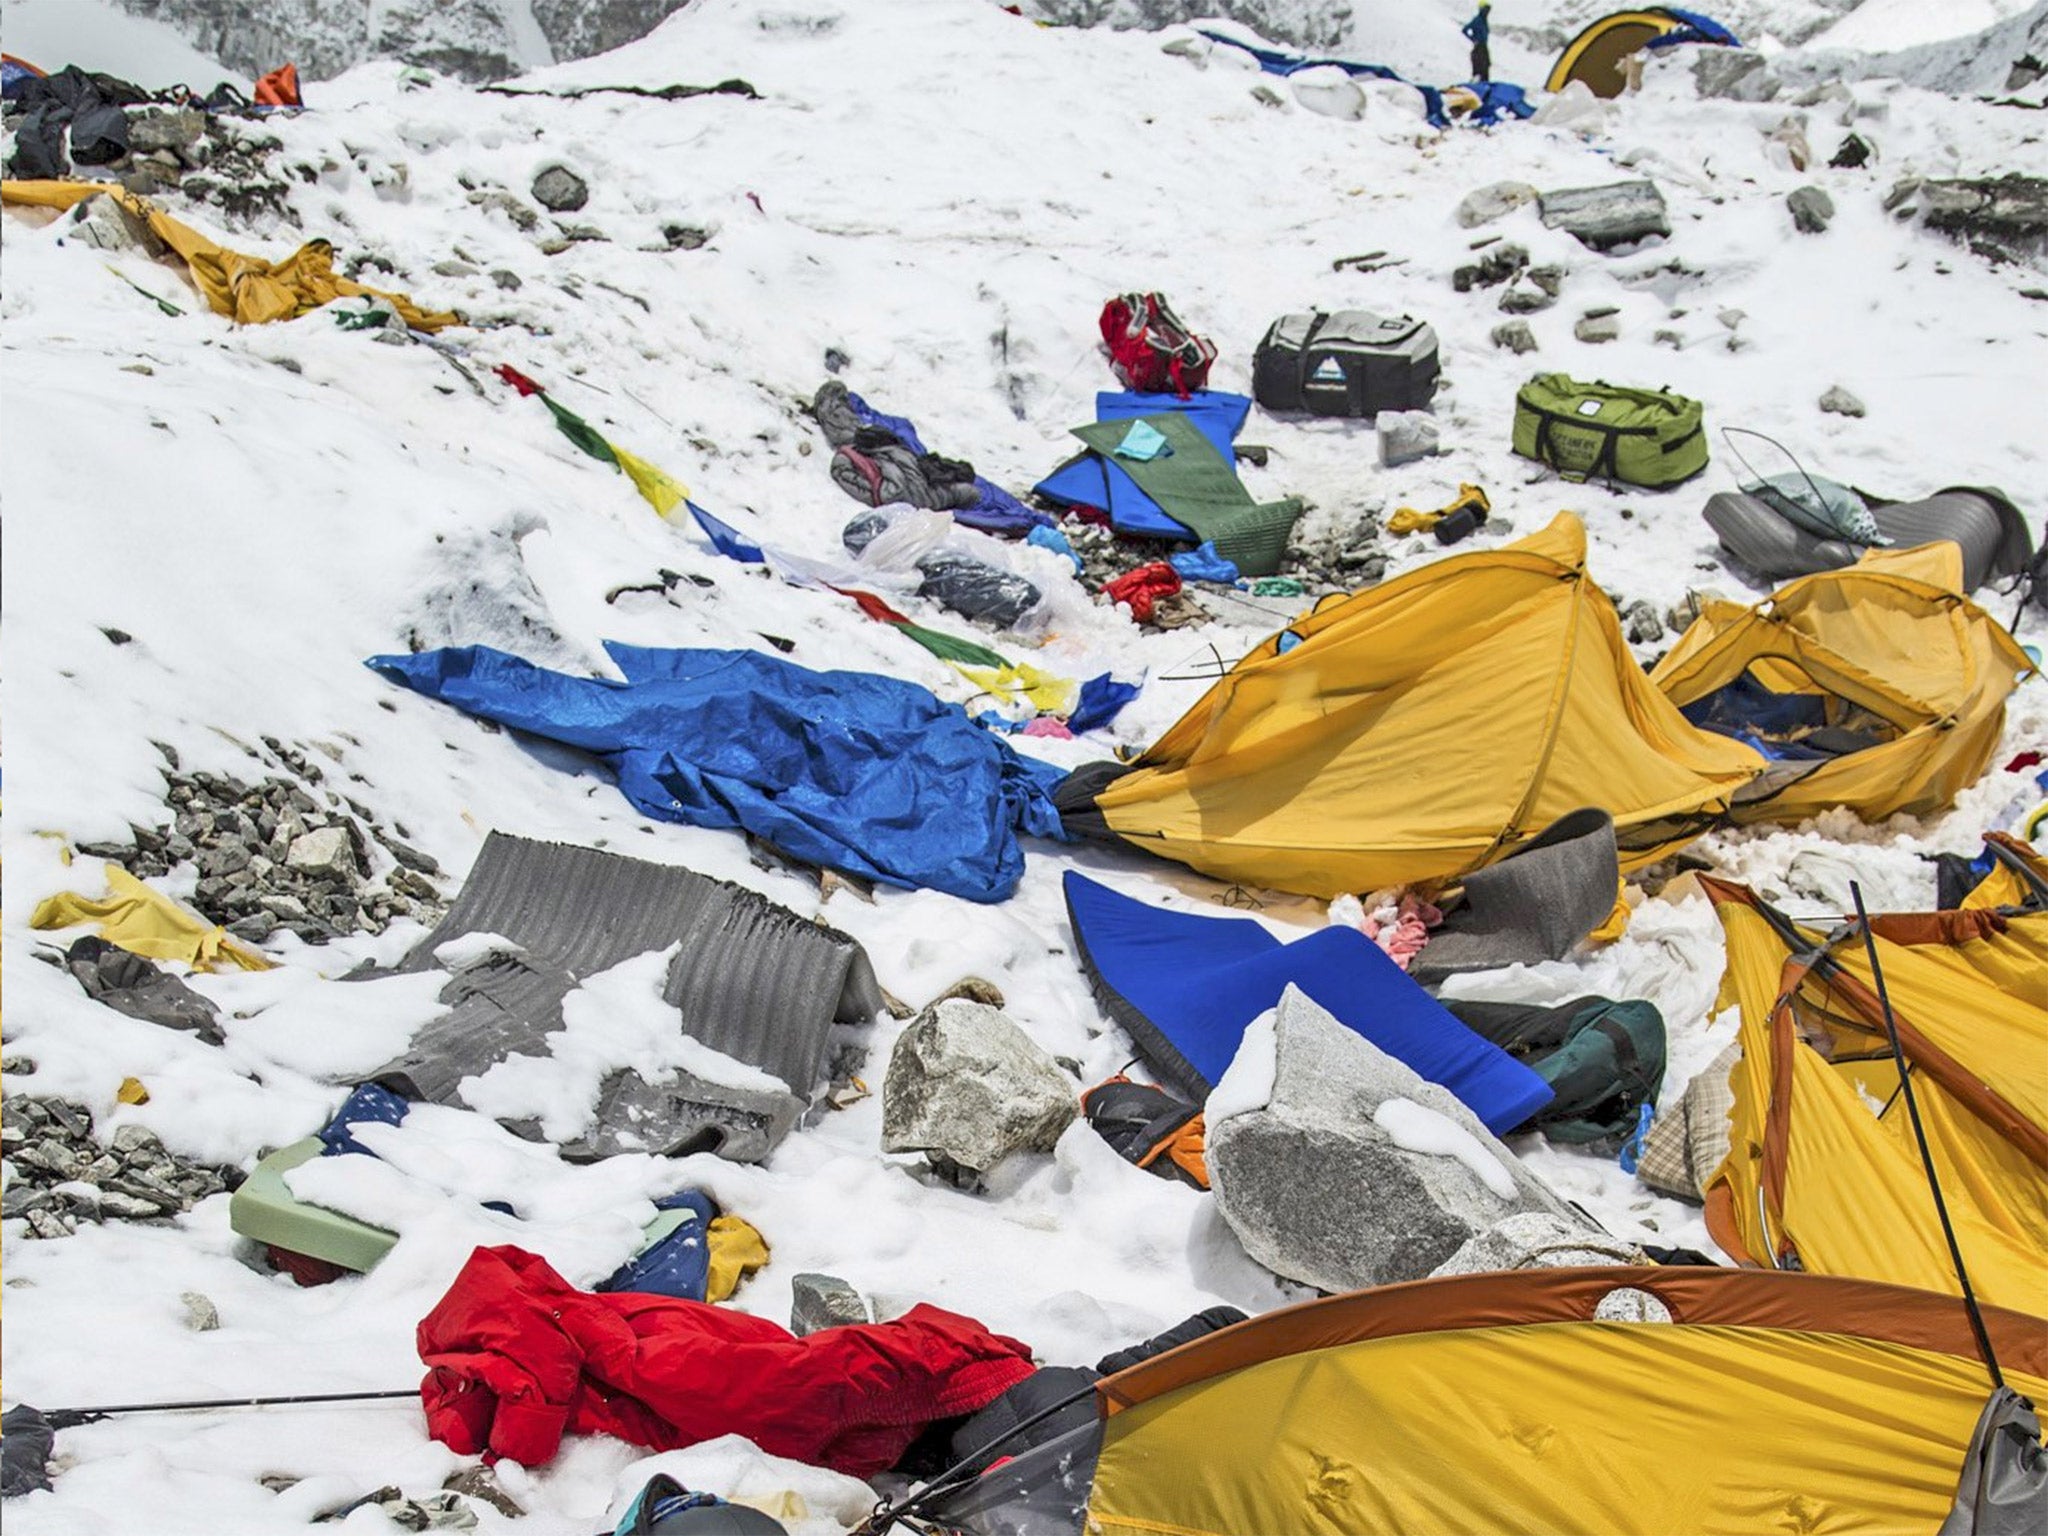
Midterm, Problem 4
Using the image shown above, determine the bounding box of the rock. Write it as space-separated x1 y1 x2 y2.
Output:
1831 133 1873 170
1376 410 1439 468
442 1467 524 1520
1624 599 1665 643
1573 313 1621 344
1526 265 1565 296
1497 282 1555 314
1452 242 1526 292
933 977 1005 1009
181 1291 221 1331
1538 179 1671 251
126 106 207 162
1905 174 2048 265
1205 987 1588 1293
285 826 357 882
1692 48 1777 102
1787 185 1834 233
1429 1213 1644 1278
663 224 711 250
490 268 522 291
531 165 589 213
468 189 538 231
1455 181 1539 229
432 259 479 277
1491 320 1538 354
880 1000 1077 1175
1819 385 1866 418
790 1272 870 1335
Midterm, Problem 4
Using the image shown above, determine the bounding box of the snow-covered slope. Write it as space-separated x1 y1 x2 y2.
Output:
4 0 2045 1532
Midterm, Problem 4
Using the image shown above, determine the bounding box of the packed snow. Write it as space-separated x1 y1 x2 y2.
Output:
3 0 2045 1531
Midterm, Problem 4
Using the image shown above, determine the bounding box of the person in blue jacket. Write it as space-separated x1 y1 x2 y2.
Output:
1463 2 1492 82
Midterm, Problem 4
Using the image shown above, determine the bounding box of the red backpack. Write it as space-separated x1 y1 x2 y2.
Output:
1099 292 1217 398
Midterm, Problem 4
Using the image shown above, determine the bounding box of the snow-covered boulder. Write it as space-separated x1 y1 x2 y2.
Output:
1206 986 1588 1293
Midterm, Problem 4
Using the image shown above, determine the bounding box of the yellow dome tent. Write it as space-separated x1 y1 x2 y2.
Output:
1056 512 1763 898
1547 8 1741 98
1652 542 2036 830
926 1266 2048 1536
1700 876 2048 1316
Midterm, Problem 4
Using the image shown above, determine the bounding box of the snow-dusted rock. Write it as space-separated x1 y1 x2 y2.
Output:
1456 180 1538 229
1376 410 1438 467
1206 988 1587 1294
1429 1212 1642 1279
1788 185 1836 233
1539 179 1671 251
881 1000 1077 1174
1820 384 1867 417
533 165 591 213
285 825 358 881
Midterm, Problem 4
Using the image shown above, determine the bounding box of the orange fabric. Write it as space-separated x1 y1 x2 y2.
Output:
1137 1114 1210 1189
254 64 301 108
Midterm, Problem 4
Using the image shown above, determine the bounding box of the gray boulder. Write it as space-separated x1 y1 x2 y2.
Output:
1573 312 1621 344
881 1000 1077 1174
1788 185 1835 234
790 1272 870 1336
1900 174 2048 266
532 165 589 213
1819 384 1867 418
1206 987 1586 1293
1376 410 1439 467
1455 181 1539 229
1539 179 1671 251
1491 319 1538 354
1692 48 1778 102
1429 1212 1642 1279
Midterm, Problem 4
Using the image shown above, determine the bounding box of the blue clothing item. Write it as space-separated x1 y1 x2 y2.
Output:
598 1190 717 1300
1616 1103 1656 1175
685 500 765 564
1169 542 1240 585
317 1083 411 1158
1069 674 1140 735
1025 524 1083 572
1034 390 1252 540
1462 80 1535 124
1064 873 1554 1135
1462 7 1490 46
367 643 1070 904
843 388 1049 536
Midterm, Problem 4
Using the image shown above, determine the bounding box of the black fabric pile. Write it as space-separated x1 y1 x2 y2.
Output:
5 66 148 178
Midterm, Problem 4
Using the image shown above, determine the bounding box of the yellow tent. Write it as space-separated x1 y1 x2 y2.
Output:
1547 9 1736 98
1058 513 1763 898
1653 542 2035 828
1701 878 2048 1316
937 1267 2048 1536
0 179 457 331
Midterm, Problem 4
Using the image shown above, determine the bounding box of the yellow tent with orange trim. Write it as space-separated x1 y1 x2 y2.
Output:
1700 877 2048 1316
0 179 457 330
932 1266 2048 1536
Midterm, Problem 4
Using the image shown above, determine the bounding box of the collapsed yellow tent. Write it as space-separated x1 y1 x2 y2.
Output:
30 863 274 972
0 180 457 331
1701 878 2048 1316
1653 542 2035 828
936 1266 2048 1536
1058 513 1763 898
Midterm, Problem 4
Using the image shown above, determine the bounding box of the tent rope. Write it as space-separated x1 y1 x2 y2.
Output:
1847 882 2005 1392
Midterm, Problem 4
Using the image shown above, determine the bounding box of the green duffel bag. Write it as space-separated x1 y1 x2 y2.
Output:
1512 374 1708 489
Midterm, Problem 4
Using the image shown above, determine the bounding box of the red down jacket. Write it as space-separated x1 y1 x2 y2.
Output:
416 1246 1037 1477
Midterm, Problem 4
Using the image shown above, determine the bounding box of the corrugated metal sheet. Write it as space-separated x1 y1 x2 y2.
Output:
366 832 883 1160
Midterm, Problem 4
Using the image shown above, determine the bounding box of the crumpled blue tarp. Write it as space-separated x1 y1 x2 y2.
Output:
1196 27 1536 128
367 643 1071 903
842 388 1049 536
1169 541 1240 585
1034 390 1252 541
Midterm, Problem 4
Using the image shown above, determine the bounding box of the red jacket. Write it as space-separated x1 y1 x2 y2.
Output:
416 1246 1037 1477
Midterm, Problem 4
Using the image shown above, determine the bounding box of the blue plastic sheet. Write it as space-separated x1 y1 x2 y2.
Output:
1026 524 1083 572
367 643 1071 903
598 1190 717 1300
1069 674 1140 735
1034 390 1251 540
1063 873 1554 1135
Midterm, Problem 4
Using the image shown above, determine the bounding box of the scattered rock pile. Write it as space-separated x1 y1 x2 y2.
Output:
75 740 443 945
2 1097 237 1238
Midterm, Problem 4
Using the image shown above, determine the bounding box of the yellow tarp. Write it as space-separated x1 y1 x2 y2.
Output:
1082 513 1764 897
1653 542 2035 828
1705 887 2048 1314
1089 1313 2048 1536
30 863 275 972
1 180 458 331
953 659 1080 716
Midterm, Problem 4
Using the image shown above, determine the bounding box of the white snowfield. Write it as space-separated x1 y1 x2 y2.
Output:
2 0 2043 1531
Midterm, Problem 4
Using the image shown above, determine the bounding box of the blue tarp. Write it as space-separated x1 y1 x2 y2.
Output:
1646 8 1741 48
367 643 1071 903
1196 26 1538 128
842 388 1049 536
1064 873 1555 1136
1034 390 1252 541
598 1190 718 1301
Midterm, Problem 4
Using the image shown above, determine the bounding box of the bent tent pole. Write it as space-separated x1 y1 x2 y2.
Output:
37 1387 418 1430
